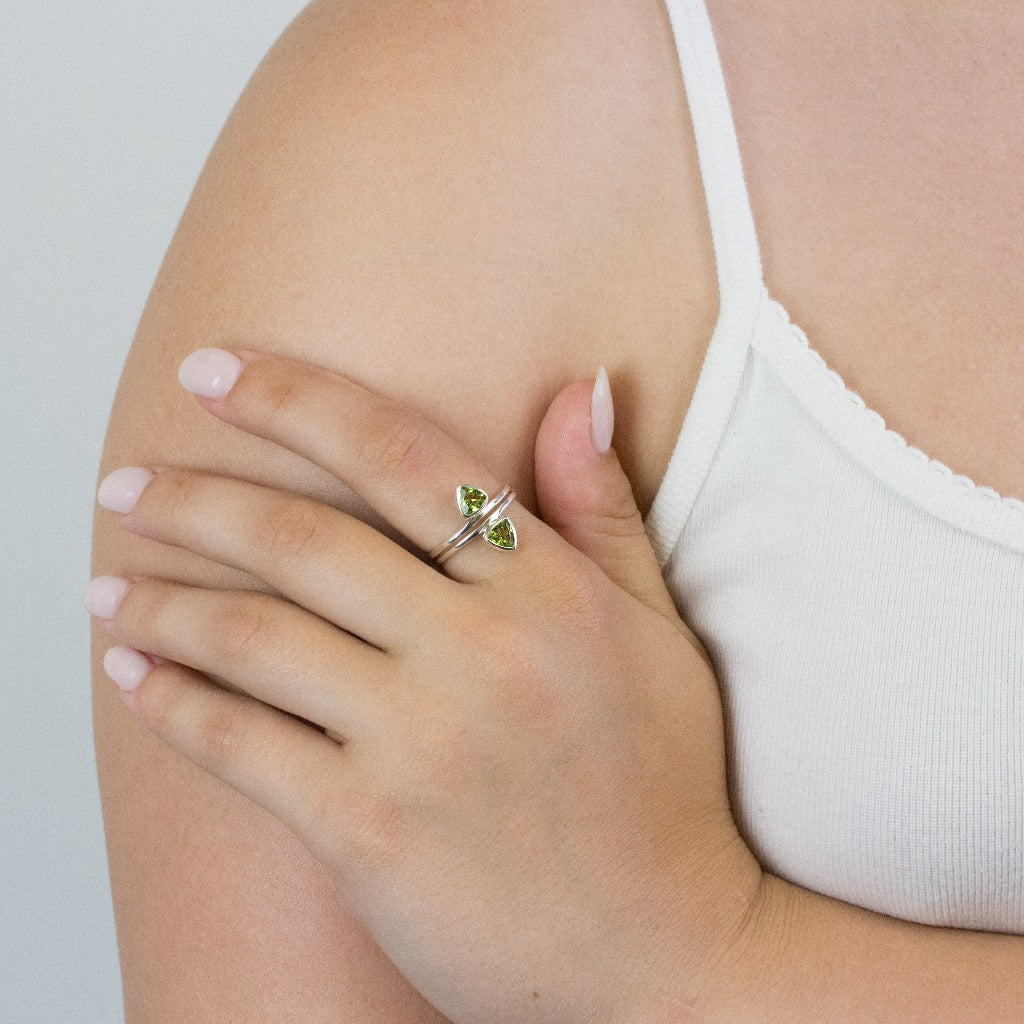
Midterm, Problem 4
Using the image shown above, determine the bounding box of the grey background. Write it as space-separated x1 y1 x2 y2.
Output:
1 3 307 1019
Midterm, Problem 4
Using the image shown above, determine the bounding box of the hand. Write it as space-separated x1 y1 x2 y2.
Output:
86 347 766 1024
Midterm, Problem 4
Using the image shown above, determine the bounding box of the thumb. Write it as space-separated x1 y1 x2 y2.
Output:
534 367 678 621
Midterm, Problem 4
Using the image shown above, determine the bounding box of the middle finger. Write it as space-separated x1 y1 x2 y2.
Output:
99 465 455 653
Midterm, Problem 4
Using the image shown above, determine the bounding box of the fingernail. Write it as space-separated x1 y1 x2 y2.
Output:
97 466 154 513
178 347 243 398
590 365 614 454
83 575 131 618
103 645 153 691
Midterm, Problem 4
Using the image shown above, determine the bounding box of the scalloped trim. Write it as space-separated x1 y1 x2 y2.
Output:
752 287 1024 547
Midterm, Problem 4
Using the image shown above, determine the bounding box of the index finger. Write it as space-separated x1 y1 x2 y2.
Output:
176 346 556 587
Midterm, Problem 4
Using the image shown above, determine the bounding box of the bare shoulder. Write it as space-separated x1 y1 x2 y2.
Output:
115 0 715 523
91 0 713 1017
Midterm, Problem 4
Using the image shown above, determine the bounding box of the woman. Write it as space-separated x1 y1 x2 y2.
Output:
87 0 1024 1018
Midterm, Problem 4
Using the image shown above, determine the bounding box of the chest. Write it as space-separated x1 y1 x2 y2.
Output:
712 2 1024 505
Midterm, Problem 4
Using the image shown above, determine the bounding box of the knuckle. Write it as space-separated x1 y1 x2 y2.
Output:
260 369 306 420
136 668 188 740
153 467 202 524
475 563 607 722
454 599 556 712
196 700 249 766
359 407 440 482
116 578 174 646
259 499 328 562
208 593 270 661
134 668 252 773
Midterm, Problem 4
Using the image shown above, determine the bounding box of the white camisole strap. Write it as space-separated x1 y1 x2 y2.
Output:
644 0 767 570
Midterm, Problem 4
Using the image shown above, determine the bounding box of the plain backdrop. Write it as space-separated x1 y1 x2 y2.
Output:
1 3 308 1018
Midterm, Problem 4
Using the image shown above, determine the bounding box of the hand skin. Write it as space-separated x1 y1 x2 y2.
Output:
87 347 767 1024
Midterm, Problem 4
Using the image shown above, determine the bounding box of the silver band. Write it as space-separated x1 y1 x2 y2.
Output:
428 484 517 564
428 485 513 559
435 491 515 565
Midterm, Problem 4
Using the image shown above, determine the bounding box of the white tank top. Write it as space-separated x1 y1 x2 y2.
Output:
644 0 1024 934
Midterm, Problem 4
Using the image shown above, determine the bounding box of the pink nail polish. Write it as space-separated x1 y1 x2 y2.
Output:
97 466 154 513
590 365 614 453
103 645 153 691
83 575 131 618
178 347 243 398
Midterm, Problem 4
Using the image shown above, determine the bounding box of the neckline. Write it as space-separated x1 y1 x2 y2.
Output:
752 286 1024 553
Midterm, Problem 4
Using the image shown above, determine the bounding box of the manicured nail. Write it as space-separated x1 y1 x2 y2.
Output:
97 466 154 513
178 347 243 398
83 575 131 618
590 365 614 454
103 645 153 691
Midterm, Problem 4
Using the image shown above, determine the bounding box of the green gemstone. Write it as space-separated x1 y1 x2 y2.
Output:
457 485 488 518
485 517 516 550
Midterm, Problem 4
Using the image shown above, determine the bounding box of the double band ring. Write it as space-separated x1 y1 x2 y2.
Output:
428 484 518 565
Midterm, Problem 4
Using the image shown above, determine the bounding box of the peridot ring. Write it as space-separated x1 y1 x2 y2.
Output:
428 484 518 565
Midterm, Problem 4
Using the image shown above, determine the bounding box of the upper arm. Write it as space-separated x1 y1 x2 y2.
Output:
90 1 659 1018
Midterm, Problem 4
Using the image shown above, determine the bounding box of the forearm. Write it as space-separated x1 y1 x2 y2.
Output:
705 872 1023 1023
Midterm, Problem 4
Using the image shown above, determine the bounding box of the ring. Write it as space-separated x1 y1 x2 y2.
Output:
428 484 518 565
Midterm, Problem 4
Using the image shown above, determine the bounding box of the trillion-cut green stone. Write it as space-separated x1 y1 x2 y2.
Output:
485 517 516 550
457 485 488 518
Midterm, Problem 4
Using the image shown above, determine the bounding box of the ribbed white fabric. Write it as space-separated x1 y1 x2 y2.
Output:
644 0 1024 932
